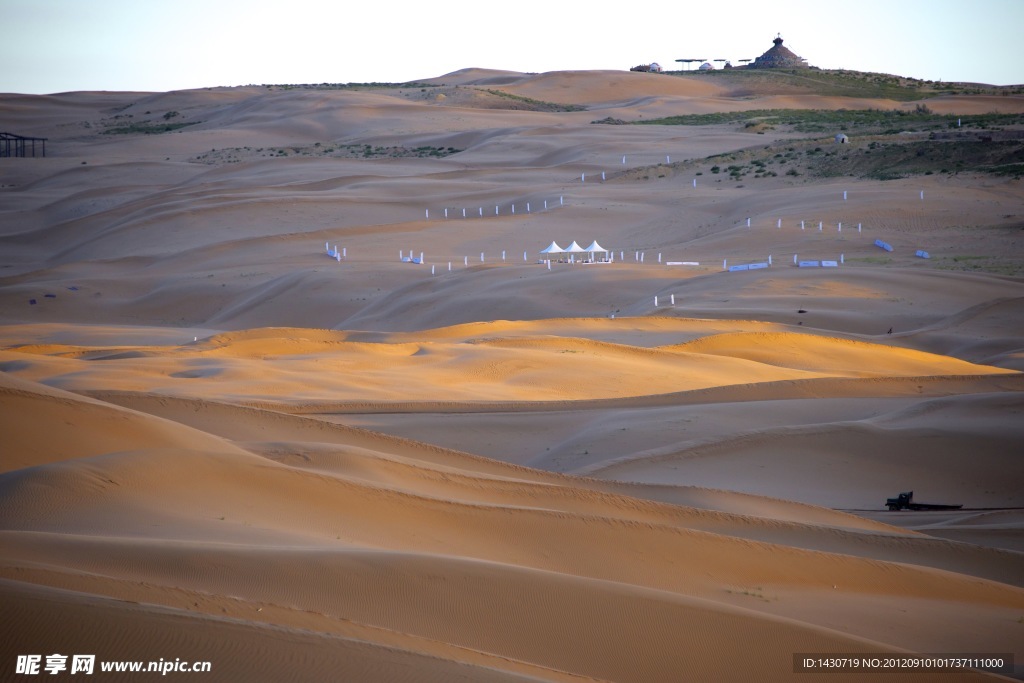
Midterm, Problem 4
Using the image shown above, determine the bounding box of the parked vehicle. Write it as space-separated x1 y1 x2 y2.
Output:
885 491 963 511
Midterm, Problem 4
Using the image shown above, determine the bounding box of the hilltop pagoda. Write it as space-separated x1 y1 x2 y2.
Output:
748 34 809 69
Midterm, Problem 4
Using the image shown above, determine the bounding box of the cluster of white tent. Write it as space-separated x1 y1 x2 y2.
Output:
539 240 611 262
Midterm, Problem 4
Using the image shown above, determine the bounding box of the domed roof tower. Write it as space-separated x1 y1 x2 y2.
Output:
749 34 809 69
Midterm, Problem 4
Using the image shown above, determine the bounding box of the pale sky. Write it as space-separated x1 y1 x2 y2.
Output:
3 0 1023 94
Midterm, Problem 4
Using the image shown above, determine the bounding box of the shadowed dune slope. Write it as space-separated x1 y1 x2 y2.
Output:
2 371 1024 681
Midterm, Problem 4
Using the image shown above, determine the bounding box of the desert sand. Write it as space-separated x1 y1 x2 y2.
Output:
2 68 1023 681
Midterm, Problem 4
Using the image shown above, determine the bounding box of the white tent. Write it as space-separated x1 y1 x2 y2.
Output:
563 241 587 264
584 240 609 262
539 241 564 254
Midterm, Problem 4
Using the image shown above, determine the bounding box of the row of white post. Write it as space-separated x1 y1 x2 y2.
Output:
748 218 863 233
330 243 857 273
740 186 925 230
428 151 877 217
338 201 914 274
420 187 925 235
425 196 563 220
331 241 926 286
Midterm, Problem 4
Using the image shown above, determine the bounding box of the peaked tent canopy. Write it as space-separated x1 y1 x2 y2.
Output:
539 241 564 254
584 240 608 253
564 241 587 253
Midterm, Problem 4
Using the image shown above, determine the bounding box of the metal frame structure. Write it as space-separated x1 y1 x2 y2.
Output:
1 132 48 157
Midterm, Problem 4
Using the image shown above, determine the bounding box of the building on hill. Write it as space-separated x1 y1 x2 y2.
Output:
748 34 809 69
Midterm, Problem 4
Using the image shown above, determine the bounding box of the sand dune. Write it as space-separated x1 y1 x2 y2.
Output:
0 371 246 473
1 69 1023 681
2 373 1022 682
0 321 1011 407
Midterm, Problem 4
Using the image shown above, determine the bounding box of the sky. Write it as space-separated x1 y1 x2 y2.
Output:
3 0 1023 94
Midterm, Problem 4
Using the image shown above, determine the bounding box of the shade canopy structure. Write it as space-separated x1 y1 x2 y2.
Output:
539 241 564 254
1 132 48 158
584 240 607 254
674 59 707 71
564 241 586 253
